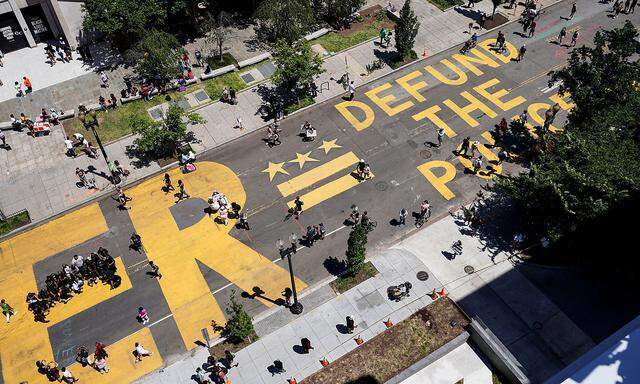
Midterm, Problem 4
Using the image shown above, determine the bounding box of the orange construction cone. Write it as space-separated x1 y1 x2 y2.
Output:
429 289 439 300
288 378 297 384
355 335 364 345
384 318 393 328
320 357 330 367
438 288 447 299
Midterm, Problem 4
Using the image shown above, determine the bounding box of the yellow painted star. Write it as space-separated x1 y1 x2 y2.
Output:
318 139 342 154
262 161 289 181
288 152 319 169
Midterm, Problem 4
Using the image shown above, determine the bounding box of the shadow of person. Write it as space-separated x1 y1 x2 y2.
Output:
292 345 306 354
336 324 349 334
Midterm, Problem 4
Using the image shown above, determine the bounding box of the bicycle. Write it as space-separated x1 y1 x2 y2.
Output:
363 220 377 233
415 208 431 228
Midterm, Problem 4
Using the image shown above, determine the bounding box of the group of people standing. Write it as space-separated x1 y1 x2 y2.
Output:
26 248 120 322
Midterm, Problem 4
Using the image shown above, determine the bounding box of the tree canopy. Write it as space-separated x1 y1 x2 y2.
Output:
255 0 314 44
394 0 420 59
272 40 324 95
126 30 183 87
497 21 640 243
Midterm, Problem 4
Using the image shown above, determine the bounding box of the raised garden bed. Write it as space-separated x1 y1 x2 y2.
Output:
0 210 31 236
207 53 238 70
302 298 469 384
311 5 395 53
330 262 379 294
208 330 259 358
428 0 464 11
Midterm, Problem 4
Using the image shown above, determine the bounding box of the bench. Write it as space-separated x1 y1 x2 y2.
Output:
237 52 271 68
200 64 237 80
304 28 332 41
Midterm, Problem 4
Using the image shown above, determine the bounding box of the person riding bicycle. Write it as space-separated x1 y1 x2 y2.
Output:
470 32 478 44
349 205 360 224
361 211 370 229
420 200 431 219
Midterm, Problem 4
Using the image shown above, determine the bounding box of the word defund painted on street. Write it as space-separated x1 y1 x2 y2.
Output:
334 38 575 200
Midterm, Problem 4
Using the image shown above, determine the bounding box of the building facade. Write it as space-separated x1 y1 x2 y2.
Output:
0 0 78 53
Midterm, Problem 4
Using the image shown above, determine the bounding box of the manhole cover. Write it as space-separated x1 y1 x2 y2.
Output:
416 271 429 281
420 150 432 159
240 72 256 83
375 181 388 191
464 265 475 274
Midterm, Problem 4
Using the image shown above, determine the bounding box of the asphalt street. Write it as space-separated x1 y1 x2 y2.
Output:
2 2 636 383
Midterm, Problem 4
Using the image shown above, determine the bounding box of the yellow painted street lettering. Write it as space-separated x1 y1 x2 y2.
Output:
452 48 500 76
444 91 498 127
334 100 375 131
549 93 575 110
528 102 561 132
474 78 527 111
395 70 428 102
456 131 502 179
277 152 360 197
425 59 469 86
365 82 414 117
412 105 457 137
478 38 518 63
417 160 457 200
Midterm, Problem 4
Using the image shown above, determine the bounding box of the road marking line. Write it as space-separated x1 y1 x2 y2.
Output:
277 152 360 197
286 172 373 210
148 313 174 327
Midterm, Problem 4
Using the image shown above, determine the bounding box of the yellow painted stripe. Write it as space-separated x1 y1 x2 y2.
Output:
287 171 374 210
277 152 360 197
71 327 163 383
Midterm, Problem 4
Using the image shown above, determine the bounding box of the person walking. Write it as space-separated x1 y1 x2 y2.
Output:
306 226 315 247
195 367 210 383
399 208 407 225
163 173 174 192
289 233 298 254
435 128 445 147
558 27 567 45
519 109 528 125
293 196 304 218
64 136 75 157
130 233 143 253
224 350 238 368
1 299 16 322
76 346 90 367
517 44 527 61
59 366 78 383
14 81 23 97
568 2 577 18
472 156 483 174
133 342 152 362
348 81 355 100
176 180 190 202
346 316 357 333
300 338 314 353
318 222 326 239
570 30 579 47
528 20 536 38
138 306 149 324
459 137 471 157
272 360 285 374
282 287 293 306
99 71 109 88
117 187 131 209
229 87 236 104
238 212 250 230
148 261 162 279
0 130 7 149
236 116 244 130
23 76 33 94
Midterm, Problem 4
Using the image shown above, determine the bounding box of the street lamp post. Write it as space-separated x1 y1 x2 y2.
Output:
278 239 303 314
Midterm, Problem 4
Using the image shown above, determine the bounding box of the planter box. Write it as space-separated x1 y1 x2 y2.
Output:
237 52 271 68
304 28 332 41
200 64 237 80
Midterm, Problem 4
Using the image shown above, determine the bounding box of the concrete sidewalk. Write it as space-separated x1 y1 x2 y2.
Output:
0 0 565 227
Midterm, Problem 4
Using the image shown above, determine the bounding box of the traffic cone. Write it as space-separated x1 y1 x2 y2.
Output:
288 378 297 384
438 288 447 299
384 318 393 328
320 357 330 367
355 335 364 345
429 289 439 300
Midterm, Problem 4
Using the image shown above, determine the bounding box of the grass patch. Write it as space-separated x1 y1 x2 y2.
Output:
203 72 247 101
0 210 31 236
427 0 464 11
311 9 395 53
206 53 238 70
330 262 378 294
208 330 258 357
284 95 315 115
303 298 469 383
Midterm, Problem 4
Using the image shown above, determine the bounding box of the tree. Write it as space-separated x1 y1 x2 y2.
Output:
491 0 503 18
495 22 640 244
549 20 640 139
394 0 420 59
203 11 233 64
82 0 166 49
325 0 366 28
346 223 367 275
255 0 314 44
272 40 324 96
224 291 255 343
126 30 183 88
132 104 200 157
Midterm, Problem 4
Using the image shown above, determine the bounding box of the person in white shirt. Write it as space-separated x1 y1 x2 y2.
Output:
60 366 78 383
64 136 75 157
71 255 84 272
134 342 152 362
